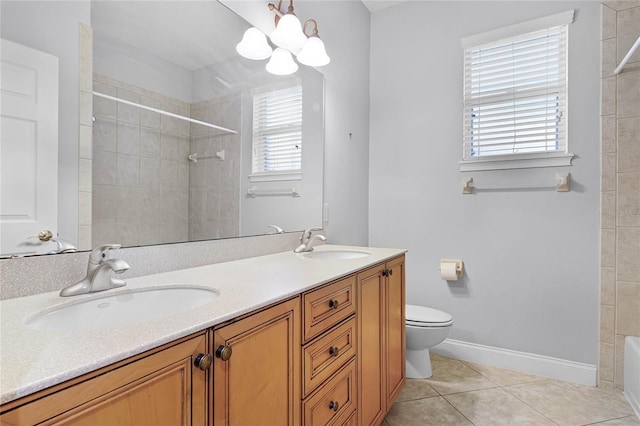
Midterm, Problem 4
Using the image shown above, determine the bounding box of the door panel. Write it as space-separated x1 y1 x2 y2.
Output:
1 39 58 256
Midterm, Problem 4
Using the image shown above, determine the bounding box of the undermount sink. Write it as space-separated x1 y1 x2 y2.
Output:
26 286 219 332
302 250 371 260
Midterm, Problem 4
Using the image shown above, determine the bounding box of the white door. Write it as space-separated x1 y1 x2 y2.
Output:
1 39 59 256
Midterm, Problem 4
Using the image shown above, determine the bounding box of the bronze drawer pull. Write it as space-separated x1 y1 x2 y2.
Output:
329 346 339 357
328 299 339 309
329 401 339 411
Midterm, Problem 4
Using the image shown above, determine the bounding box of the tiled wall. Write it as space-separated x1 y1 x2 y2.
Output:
189 95 242 240
92 75 191 247
91 76 242 247
599 0 640 390
77 24 93 251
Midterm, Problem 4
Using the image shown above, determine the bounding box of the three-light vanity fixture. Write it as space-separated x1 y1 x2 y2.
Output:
235 0 330 75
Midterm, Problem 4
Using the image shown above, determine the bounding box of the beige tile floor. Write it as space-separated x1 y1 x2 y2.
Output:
383 354 640 426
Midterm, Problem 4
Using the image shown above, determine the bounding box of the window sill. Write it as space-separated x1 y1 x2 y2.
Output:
248 171 302 183
459 153 574 172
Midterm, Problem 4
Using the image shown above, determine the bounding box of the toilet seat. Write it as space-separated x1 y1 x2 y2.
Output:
406 305 453 328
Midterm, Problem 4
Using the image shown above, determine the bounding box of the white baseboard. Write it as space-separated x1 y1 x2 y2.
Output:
431 338 597 386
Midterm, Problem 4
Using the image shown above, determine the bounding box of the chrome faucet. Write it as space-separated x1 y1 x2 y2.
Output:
59 244 130 297
47 237 77 254
294 227 326 253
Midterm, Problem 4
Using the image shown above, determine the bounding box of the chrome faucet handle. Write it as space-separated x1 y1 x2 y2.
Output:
90 259 130 292
301 227 323 243
88 244 122 264
294 229 326 253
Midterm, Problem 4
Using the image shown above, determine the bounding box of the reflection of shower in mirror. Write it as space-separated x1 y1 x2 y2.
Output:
0 0 325 257
188 150 226 163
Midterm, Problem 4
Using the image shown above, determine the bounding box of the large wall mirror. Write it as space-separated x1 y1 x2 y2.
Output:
0 0 324 257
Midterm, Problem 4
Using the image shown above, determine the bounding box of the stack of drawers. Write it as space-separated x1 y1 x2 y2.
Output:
301 275 358 426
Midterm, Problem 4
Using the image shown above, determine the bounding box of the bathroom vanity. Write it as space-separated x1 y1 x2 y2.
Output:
0 245 406 425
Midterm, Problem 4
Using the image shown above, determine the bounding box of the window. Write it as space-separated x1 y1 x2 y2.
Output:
460 10 574 171
251 84 303 179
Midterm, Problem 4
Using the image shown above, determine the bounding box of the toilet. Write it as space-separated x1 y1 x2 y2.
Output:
405 304 454 379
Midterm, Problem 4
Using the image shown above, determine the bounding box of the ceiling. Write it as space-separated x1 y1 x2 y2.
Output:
91 1 248 71
90 0 408 72
361 0 407 13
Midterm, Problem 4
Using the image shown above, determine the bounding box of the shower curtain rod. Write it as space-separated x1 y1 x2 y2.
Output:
92 91 238 134
614 35 640 75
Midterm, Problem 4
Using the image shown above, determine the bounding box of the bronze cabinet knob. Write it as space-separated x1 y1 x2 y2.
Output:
215 345 232 361
194 353 213 370
329 401 339 411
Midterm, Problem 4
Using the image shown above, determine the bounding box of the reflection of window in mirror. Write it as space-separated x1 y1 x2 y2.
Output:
250 83 303 181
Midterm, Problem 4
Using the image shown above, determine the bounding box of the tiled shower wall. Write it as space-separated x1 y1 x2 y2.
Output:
189 95 241 241
91 75 241 248
92 75 191 247
78 23 93 251
599 1 640 390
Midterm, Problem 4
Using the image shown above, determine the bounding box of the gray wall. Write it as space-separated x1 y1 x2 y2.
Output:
369 1 601 364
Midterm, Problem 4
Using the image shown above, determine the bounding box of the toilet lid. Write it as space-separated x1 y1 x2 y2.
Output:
406 305 453 326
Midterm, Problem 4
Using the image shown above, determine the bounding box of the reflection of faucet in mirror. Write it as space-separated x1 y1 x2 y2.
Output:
294 227 326 253
22 231 77 255
48 238 77 254
59 244 130 297
267 225 285 234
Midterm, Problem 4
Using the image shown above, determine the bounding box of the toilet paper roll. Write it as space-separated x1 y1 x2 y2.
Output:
440 262 458 280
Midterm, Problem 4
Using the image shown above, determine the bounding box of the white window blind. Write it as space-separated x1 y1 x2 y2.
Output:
462 21 570 168
252 85 303 176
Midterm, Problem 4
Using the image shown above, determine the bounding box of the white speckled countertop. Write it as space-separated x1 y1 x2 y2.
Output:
0 245 405 405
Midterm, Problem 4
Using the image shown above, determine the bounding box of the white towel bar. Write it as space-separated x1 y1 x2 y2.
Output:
247 187 301 198
462 173 570 194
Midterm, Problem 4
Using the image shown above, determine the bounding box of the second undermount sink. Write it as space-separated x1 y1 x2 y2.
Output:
302 250 371 260
26 286 219 332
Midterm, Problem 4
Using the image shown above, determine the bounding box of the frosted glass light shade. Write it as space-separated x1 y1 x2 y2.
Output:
236 27 273 60
266 47 299 75
270 14 307 52
296 36 330 67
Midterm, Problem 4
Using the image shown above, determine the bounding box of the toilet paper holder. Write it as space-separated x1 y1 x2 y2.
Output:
440 259 464 279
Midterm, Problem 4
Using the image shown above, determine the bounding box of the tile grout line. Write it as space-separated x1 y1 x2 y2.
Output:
499 382 563 425
440 394 477 426
582 415 640 426
461 362 564 426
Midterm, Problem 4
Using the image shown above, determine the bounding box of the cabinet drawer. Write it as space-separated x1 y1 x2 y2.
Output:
303 317 356 397
302 359 357 426
303 275 356 342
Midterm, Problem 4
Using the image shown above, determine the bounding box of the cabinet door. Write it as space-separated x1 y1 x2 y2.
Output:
1 334 209 426
385 256 406 407
213 297 301 426
357 264 386 426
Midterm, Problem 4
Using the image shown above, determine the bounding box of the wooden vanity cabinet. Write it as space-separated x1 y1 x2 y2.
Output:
211 296 301 426
0 333 210 426
1 255 406 426
357 255 406 426
300 275 358 426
